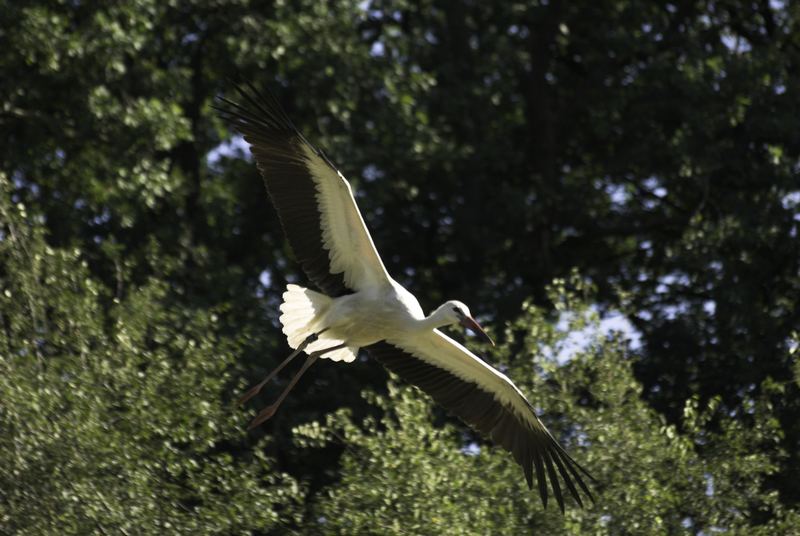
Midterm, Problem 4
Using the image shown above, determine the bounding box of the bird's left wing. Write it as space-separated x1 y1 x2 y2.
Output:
366 330 594 511
216 84 392 296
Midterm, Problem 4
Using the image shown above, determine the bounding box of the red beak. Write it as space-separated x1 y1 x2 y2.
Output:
460 316 495 346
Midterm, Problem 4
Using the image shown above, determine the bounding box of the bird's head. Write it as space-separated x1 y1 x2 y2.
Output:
439 300 495 346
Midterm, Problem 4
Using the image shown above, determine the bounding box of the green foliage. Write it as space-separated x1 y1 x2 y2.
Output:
295 280 799 534
0 177 301 534
2 0 800 532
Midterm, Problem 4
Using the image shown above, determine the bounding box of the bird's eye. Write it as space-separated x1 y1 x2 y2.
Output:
452 306 463 317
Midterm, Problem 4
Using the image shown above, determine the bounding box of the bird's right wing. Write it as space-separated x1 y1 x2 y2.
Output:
366 330 594 511
215 84 392 297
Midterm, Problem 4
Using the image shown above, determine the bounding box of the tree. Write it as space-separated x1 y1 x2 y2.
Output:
2 0 799 530
0 176 302 534
296 279 799 534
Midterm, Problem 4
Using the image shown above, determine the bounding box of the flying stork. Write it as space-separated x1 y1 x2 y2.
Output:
216 83 594 511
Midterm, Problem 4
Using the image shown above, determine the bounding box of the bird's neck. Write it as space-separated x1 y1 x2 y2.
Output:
419 307 451 331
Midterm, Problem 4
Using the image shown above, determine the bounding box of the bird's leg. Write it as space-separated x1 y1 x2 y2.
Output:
247 342 347 429
237 329 328 406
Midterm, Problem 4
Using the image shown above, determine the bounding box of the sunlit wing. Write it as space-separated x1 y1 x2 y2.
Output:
367 330 595 511
215 84 392 296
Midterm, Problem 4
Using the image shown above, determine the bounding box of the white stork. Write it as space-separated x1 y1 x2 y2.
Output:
216 83 594 511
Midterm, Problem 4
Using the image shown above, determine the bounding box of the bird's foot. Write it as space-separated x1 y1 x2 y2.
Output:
236 385 261 406
237 381 266 406
247 404 278 429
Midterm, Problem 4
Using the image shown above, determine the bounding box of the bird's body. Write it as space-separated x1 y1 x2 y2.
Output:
277 279 425 363
297 280 425 349
216 83 595 511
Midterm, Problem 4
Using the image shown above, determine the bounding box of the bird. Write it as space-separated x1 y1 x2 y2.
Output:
215 82 595 511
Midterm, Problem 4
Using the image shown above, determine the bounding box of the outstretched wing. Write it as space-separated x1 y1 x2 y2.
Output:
367 330 595 511
216 84 392 296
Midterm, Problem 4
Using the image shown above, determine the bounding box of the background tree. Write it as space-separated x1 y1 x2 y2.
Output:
294 280 798 534
0 176 302 534
1 0 798 532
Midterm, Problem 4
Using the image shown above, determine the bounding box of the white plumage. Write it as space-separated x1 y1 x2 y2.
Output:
279 284 357 362
216 83 594 511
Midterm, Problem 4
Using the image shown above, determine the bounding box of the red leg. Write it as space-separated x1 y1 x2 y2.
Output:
247 342 346 429
237 330 327 406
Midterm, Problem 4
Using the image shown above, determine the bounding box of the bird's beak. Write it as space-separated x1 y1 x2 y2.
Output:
460 316 495 346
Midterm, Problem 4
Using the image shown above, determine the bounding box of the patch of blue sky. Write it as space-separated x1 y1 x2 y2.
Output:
548 308 643 364
206 135 249 169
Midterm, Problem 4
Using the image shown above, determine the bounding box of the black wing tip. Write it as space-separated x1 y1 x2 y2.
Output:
543 452 565 513
214 80 329 166
214 81 299 136
531 446 596 512
522 428 596 512
549 446 584 509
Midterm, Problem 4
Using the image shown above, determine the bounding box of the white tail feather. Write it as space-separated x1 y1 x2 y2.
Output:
278 284 358 363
